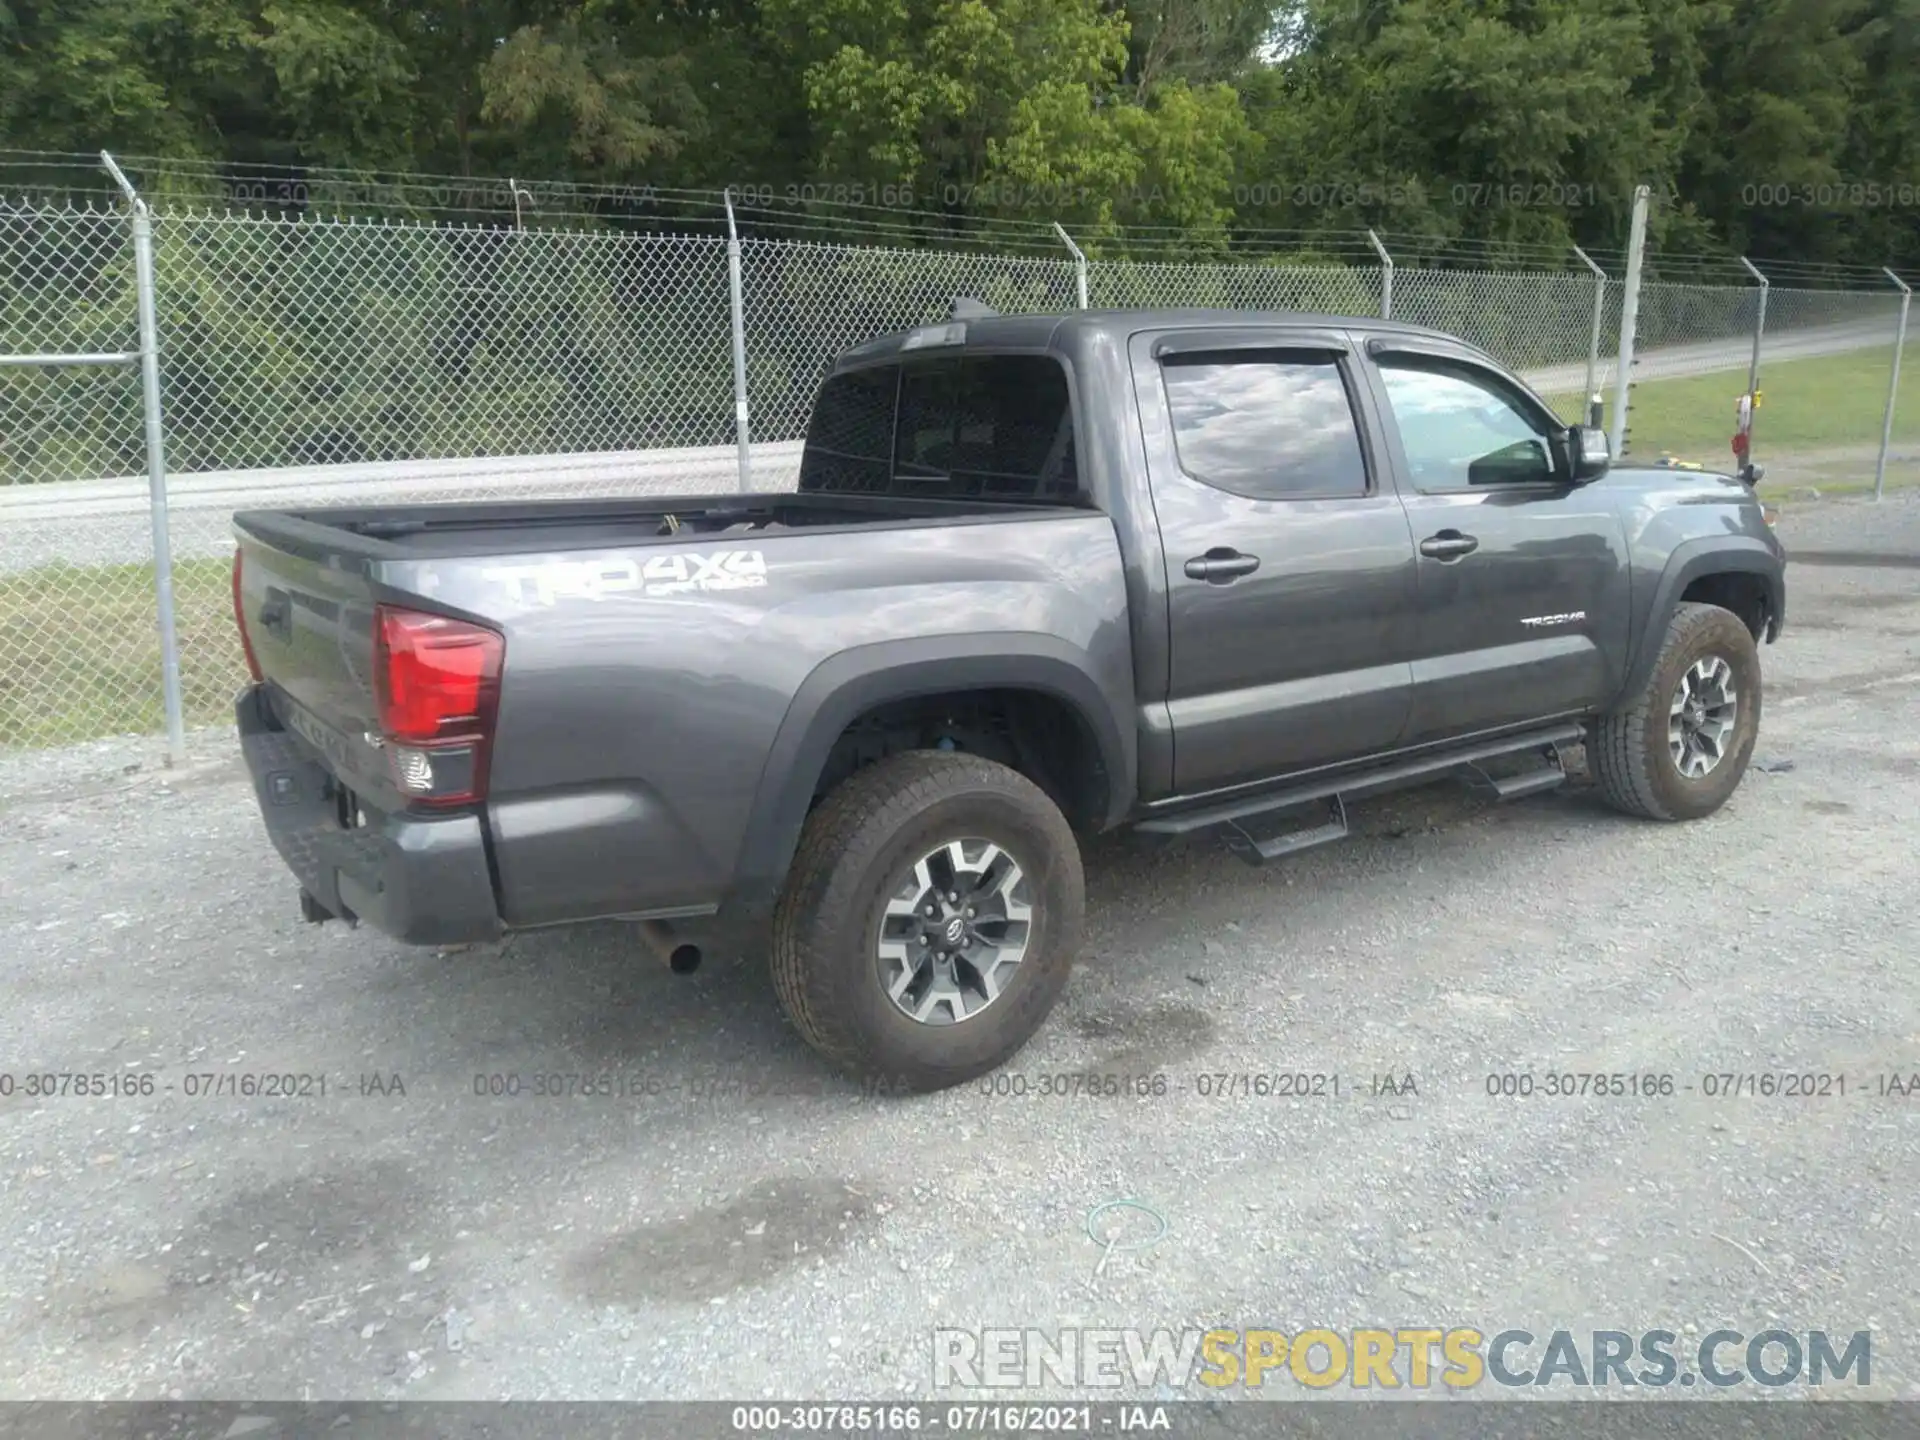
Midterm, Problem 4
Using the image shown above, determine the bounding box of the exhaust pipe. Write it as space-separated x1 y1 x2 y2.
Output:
636 920 703 975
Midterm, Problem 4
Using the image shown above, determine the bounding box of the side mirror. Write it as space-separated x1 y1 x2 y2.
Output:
1568 425 1611 483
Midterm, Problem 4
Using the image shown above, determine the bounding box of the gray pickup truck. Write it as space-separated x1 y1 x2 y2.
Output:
233 306 1786 1092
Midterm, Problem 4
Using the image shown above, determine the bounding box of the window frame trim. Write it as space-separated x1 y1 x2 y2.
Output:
1156 345 1379 504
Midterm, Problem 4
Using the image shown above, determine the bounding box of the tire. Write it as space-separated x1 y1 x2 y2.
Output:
770 750 1086 1093
1589 601 1762 821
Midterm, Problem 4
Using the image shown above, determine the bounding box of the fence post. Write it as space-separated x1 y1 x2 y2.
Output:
1608 185 1650 460
1875 268 1912 502
723 187 753 492
1368 230 1393 318
1736 256 1770 483
1571 245 1608 426
101 151 186 767
1052 223 1089 309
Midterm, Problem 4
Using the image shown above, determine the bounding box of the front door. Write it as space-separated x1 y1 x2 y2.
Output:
1133 328 1420 796
1364 346 1630 744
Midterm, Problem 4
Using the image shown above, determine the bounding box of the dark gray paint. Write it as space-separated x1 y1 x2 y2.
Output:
231 307 1786 948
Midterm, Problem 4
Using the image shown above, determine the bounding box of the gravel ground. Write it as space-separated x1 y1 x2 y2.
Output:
1 494 1917 1406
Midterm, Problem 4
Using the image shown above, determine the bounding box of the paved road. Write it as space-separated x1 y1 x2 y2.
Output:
2 494 1917 1405
1 317 1897 574
0 443 807 575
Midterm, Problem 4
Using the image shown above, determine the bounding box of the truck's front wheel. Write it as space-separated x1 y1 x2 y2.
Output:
771 751 1085 1093
1589 601 1762 821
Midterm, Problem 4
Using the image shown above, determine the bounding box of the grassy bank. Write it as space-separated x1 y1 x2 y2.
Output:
0 556 244 749
1550 345 1919 466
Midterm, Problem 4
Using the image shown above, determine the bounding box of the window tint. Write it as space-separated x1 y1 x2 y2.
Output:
799 354 1077 501
798 366 896 493
1162 354 1368 500
1378 361 1557 490
894 356 1076 499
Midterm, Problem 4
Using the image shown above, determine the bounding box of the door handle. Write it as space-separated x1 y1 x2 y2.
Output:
1418 531 1479 561
1184 549 1261 583
258 588 292 639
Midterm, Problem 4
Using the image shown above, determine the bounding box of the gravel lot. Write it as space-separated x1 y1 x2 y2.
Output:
2 493 1917 1406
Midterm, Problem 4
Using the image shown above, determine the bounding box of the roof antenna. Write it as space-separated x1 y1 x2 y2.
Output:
951 296 999 320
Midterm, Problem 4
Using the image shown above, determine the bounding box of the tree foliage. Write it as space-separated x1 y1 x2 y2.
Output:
0 0 1913 265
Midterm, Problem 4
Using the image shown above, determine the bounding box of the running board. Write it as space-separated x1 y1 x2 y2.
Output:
1135 722 1587 859
1222 795 1349 866
1461 741 1575 801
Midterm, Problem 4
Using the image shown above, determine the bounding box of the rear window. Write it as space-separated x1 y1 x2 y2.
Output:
799 355 1078 502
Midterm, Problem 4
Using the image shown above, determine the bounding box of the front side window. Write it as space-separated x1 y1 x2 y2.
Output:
1162 353 1368 501
1377 360 1557 491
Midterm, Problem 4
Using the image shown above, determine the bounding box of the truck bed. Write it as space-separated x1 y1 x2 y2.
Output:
229 485 1129 940
233 489 1092 561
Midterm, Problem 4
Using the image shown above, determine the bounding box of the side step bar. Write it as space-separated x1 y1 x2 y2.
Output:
1136 722 1585 866
1222 795 1349 866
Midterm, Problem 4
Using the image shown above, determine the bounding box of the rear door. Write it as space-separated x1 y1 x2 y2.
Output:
1358 340 1630 743
1131 326 1420 796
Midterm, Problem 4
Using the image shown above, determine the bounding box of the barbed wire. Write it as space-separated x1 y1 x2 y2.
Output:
1 149 1906 286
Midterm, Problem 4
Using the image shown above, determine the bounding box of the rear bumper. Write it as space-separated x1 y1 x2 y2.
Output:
237 686 502 945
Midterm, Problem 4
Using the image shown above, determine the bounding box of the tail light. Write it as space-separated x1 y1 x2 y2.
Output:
231 549 263 683
373 605 505 806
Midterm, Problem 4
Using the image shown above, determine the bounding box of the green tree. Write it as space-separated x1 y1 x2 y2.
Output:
0 0 258 157
756 0 1251 242
1679 0 1872 262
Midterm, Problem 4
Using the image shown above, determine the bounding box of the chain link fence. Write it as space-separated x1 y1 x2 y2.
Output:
0 201 168 747
1394 268 1620 423
1086 258 1380 315
742 241 1081 487
2 165 1913 753
1602 269 1913 482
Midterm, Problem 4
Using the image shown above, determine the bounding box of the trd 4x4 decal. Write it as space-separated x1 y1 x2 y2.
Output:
481 550 769 604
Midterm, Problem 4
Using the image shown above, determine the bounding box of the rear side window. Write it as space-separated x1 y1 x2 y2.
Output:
800 355 1077 501
1162 353 1368 500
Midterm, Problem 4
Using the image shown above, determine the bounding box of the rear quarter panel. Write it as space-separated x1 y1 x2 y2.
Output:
383 514 1134 929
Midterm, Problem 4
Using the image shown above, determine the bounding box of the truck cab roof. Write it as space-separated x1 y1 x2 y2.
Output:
835 307 1491 372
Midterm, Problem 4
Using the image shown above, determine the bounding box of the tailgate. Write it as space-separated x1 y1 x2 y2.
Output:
232 522 391 801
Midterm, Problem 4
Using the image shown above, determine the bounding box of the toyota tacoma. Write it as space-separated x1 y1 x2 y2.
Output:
232 307 1786 1091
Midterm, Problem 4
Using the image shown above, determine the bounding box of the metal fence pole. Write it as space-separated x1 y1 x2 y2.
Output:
1368 230 1393 318
1737 256 1770 482
1609 185 1650 459
1571 245 1608 426
101 151 186 767
1875 268 1912 502
723 187 753 492
1053 223 1089 309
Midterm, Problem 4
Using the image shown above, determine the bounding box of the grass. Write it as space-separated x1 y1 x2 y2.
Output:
1549 344 1920 467
0 556 246 750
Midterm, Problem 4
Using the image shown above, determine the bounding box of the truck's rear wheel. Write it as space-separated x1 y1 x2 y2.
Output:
1589 601 1762 821
771 751 1085 1093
